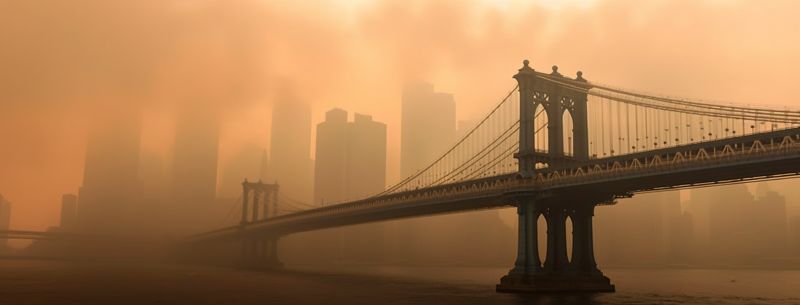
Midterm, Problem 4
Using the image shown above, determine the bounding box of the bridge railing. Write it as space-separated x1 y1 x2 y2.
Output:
531 130 800 191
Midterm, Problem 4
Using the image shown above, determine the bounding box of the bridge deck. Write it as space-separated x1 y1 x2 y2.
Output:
187 127 800 243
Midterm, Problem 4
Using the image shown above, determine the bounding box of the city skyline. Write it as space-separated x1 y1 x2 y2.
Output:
3 77 800 266
2 1 800 302
7 1 800 235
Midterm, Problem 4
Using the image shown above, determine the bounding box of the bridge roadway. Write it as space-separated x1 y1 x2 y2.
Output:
0 230 166 245
187 126 800 244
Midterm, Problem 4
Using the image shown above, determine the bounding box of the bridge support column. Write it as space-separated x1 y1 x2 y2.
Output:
568 205 602 276
507 200 542 276
240 236 282 269
251 190 260 222
240 237 257 267
267 237 282 267
241 181 250 225
543 207 570 274
499 199 543 286
498 201 614 293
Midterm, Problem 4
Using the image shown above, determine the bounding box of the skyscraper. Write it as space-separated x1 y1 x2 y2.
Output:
268 90 313 203
345 113 387 199
400 82 456 178
138 151 170 204
314 109 387 204
689 183 789 265
594 191 680 266
395 81 458 263
313 108 349 205
0 194 10 249
313 109 387 261
790 216 800 255
169 106 220 234
77 109 142 233
753 183 789 257
60 194 78 231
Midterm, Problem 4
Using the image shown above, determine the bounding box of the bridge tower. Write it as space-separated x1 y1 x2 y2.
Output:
500 60 613 293
515 59 590 177
240 180 282 269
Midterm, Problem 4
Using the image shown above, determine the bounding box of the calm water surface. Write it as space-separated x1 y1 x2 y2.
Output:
0 260 798 305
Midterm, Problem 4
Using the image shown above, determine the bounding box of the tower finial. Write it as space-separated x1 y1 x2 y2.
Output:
517 59 534 74
551 65 562 76
576 71 586 82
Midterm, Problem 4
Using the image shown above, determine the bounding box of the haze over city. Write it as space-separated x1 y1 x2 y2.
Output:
1 0 800 304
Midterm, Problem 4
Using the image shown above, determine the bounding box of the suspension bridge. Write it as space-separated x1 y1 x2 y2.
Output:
183 60 800 293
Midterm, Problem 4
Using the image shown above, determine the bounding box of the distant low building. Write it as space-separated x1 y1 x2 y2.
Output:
685 183 790 265
790 216 800 256
595 191 680 266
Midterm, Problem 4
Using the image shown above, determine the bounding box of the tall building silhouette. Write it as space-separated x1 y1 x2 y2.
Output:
137 151 171 234
314 109 349 205
707 185 759 263
268 90 313 203
400 81 456 178
264 91 315 264
595 191 681 266
0 194 10 249
314 109 387 261
684 183 789 265
790 216 800 255
169 106 220 234
753 183 789 257
60 194 78 231
345 113 387 199
409 118 515 265
77 109 142 233
394 81 459 263
138 152 170 204
314 109 387 204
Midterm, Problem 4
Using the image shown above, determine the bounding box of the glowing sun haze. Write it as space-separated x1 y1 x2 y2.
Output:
1 0 798 234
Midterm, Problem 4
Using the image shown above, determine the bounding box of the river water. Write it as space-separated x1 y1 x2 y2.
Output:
0 260 798 305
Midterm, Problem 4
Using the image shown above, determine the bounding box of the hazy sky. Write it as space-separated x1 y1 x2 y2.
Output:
2 0 800 232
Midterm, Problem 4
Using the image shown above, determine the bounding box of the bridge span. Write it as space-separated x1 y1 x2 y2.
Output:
184 60 800 293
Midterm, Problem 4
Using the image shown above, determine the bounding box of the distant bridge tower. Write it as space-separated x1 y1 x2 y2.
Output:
515 59 590 177
240 180 282 268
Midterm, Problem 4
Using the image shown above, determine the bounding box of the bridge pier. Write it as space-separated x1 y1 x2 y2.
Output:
240 236 282 269
508 200 542 275
237 180 282 269
497 198 614 293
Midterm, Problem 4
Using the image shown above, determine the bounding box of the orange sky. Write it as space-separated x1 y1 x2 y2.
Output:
2 0 800 232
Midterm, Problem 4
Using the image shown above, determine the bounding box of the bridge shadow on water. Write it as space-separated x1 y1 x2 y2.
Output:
503 293 604 305
275 265 619 305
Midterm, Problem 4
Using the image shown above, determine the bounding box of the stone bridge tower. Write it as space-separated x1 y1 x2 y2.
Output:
515 59 591 177
499 60 614 293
